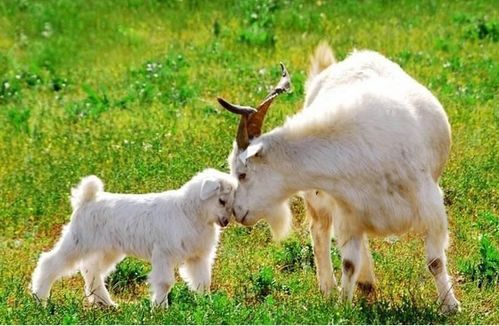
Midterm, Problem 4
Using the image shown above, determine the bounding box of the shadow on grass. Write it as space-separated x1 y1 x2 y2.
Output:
352 295 448 324
1 275 452 324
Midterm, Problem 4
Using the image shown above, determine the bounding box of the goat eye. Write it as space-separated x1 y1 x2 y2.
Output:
238 173 246 181
219 199 226 206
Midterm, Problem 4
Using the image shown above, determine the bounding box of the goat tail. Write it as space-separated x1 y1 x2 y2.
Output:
304 42 336 107
308 41 336 80
70 175 104 209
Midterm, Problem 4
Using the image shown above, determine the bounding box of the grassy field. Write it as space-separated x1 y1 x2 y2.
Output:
0 0 497 324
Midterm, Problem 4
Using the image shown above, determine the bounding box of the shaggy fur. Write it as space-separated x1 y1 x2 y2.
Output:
227 44 459 313
31 169 237 308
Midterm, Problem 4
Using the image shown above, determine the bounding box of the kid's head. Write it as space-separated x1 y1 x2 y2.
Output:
194 169 238 227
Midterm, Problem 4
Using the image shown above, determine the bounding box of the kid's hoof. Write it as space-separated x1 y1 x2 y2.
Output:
32 293 47 306
153 300 169 309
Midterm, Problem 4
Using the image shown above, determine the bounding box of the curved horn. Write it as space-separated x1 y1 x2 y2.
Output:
217 63 291 149
217 97 257 115
247 63 291 139
217 97 255 149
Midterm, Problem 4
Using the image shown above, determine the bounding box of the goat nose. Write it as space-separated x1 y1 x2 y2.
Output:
232 206 244 222
233 205 242 216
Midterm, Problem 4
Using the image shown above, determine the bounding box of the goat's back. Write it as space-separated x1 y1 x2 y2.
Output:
302 50 451 181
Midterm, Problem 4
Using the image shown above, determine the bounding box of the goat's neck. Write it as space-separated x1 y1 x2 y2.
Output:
175 188 209 225
262 129 343 194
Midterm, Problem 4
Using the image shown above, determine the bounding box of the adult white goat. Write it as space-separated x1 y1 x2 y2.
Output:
217 43 460 313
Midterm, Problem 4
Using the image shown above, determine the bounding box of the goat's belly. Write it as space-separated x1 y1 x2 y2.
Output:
361 216 414 236
360 201 424 236
124 246 153 261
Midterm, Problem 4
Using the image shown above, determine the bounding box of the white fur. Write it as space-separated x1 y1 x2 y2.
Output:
31 169 237 308
228 45 459 312
70 175 103 210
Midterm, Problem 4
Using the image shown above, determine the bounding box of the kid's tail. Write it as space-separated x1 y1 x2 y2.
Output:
70 175 104 209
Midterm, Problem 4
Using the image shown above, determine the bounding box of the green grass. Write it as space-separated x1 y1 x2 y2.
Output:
1 0 498 324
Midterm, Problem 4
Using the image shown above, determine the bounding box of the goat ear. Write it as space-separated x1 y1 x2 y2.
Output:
200 179 220 200
238 143 263 164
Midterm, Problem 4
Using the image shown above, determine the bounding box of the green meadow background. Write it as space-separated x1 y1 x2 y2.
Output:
0 0 497 324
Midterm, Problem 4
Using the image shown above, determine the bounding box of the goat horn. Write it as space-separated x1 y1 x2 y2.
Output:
217 97 255 149
217 63 291 149
247 63 291 139
217 97 257 115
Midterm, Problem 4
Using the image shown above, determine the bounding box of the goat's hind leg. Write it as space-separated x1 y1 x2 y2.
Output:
423 185 460 313
31 232 81 301
81 251 123 307
425 228 460 313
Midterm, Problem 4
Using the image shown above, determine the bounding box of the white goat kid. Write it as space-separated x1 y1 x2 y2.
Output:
31 169 237 308
217 44 460 313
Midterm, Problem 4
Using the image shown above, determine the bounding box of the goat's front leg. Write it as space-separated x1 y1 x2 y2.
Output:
305 193 336 296
149 250 175 308
179 256 212 293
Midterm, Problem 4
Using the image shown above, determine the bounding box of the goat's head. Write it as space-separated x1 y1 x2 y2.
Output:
217 64 292 239
195 169 238 228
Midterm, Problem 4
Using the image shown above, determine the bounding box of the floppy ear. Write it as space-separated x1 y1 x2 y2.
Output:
238 143 263 164
200 179 220 200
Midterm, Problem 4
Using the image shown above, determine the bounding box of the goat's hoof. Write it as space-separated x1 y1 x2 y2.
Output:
357 282 376 296
32 293 47 306
340 289 353 303
440 301 461 314
92 298 118 308
320 288 331 297
153 300 169 309
319 281 335 297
